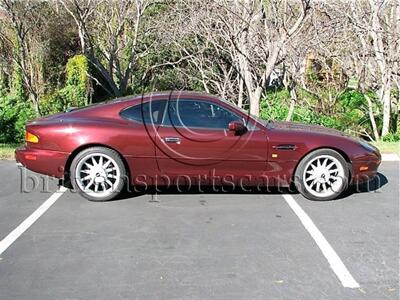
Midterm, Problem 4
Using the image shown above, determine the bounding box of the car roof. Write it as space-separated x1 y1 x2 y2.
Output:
110 91 219 103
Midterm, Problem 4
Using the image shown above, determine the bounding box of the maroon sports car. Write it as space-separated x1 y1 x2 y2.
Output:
16 91 381 201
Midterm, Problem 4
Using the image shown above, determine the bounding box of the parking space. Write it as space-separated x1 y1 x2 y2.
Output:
0 161 398 299
290 162 399 299
0 161 59 238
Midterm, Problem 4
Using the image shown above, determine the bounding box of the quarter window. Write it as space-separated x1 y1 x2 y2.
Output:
120 100 164 124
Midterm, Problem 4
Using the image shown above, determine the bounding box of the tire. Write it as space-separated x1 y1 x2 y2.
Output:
70 147 127 201
294 149 349 201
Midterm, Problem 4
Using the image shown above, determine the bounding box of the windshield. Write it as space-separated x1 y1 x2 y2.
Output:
219 97 269 125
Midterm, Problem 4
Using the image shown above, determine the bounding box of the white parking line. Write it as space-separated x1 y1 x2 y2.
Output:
0 187 67 256
282 194 360 289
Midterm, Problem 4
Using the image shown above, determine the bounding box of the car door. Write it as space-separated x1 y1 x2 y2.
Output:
155 98 268 186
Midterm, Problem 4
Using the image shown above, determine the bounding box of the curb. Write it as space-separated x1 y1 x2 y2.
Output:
381 153 400 162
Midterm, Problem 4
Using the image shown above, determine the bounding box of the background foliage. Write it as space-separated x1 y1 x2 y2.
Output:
0 0 399 144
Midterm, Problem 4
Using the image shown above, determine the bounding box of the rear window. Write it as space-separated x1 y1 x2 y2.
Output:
120 101 164 124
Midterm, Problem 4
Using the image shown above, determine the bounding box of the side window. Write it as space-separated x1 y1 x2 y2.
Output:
164 100 241 129
120 100 164 124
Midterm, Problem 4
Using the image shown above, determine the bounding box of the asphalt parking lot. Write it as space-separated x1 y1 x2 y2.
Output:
0 159 398 300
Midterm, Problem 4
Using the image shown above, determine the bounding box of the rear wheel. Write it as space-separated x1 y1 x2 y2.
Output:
294 149 349 201
70 147 126 201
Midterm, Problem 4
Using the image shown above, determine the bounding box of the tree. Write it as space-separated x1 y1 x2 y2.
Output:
61 0 157 97
329 0 400 138
0 0 45 114
172 0 311 116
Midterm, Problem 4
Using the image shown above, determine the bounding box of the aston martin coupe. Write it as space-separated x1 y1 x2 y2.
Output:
16 91 381 201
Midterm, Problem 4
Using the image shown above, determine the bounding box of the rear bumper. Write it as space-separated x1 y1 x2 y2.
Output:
15 146 70 178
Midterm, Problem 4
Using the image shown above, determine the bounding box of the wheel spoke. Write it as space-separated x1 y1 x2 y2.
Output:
329 169 338 174
101 182 106 191
311 178 318 187
95 183 99 192
326 162 336 170
106 179 113 187
85 178 95 190
306 174 317 181
322 158 328 168
84 162 93 169
103 160 111 168
316 182 321 192
82 174 92 181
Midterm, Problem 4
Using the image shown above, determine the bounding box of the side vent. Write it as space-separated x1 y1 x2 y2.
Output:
272 144 297 151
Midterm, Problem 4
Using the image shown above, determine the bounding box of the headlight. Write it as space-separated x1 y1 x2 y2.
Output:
359 140 377 152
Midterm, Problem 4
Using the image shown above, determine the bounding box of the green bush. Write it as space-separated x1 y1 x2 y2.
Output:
260 88 372 136
40 55 90 115
382 132 400 142
0 96 36 143
63 55 89 107
260 89 344 130
260 89 289 120
40 91 66 116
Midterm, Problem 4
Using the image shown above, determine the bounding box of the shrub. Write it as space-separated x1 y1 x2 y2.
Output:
260 88 374 136
260 89 290 120
63 54 89 107
0 96 36 143
40 91 66 116
40 55 90 116
382 132 400 142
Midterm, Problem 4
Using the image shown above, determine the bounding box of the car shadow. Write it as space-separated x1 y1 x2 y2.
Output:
111 172 388 202
112 185 296 202
337 172 388 200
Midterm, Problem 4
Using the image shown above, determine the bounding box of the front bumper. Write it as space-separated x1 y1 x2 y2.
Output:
15 146 70 178
350 150 381 184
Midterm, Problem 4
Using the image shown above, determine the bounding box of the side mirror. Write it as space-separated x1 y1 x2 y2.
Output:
228 121 247 135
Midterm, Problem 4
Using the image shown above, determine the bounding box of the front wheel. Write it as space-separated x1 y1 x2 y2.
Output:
294 149 349 201
70 147 127 201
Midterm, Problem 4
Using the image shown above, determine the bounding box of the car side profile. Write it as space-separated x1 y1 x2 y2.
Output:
16 91 381 201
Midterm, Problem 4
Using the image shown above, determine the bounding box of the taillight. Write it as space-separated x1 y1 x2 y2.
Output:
25 131 39 143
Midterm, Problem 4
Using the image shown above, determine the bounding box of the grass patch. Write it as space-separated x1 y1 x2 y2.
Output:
373 141 400 155
0 143 20 160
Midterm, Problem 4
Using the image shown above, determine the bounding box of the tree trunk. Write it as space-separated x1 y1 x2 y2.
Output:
381 81 391 137
365 94 380 141
249 88 262 116
30 93 41 116
237 76 244 108
286 88 297 121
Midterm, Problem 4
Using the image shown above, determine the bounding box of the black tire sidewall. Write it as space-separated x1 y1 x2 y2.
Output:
70 147 126 201
294 149 349 201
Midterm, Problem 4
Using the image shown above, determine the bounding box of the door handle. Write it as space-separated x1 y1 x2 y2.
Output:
163 137 181 144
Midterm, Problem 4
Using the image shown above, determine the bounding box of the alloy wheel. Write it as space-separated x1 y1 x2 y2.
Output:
75 153 121 199
302 155 345 198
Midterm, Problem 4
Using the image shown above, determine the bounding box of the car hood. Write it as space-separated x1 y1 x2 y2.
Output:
267 120 349 138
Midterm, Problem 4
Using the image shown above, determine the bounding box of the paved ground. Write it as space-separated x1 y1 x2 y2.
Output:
0 160 398 299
